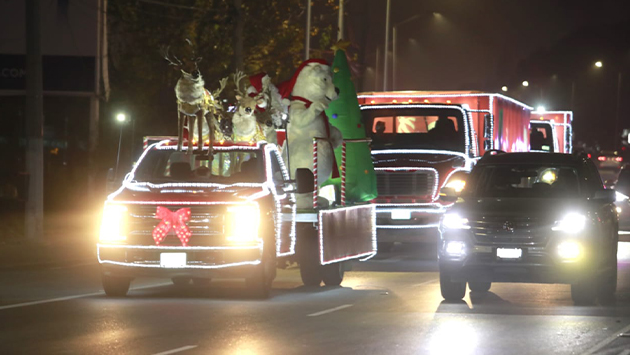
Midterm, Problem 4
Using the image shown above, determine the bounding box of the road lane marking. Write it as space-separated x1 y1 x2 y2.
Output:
307 304 353 317
0 283 170 311
410 279 438 287
581 322 630 355
152 345 198 355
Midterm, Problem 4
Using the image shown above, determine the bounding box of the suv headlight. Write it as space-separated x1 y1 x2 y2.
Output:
99 204 128 243
552 213 586 233
225 204 260 244
441 213 471 230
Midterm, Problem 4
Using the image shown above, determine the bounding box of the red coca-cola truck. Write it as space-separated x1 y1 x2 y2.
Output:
529 110 573 153
356 91 532 247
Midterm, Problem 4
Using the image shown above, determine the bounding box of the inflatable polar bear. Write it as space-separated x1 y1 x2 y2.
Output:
278 59 342 207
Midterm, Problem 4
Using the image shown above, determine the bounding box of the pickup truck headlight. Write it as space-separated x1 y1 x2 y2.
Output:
441 213 471 230
99 204 128 243
551 213 586 233
225 204 260 244
444 179 466 193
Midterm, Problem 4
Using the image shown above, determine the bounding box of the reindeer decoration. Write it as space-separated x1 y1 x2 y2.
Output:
162 40 227 159
231 70 268 143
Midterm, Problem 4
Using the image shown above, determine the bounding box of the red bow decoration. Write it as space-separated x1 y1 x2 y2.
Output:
152 207 192 246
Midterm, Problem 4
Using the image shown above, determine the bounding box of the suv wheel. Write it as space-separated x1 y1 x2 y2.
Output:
298 225 322 286
440 271 466 301
102 274 131 297
571 273 597 305
468 282 491 293
597 241 618 303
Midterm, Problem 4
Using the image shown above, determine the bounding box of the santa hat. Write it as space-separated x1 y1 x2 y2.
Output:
277 58 329 99
247 72 267 95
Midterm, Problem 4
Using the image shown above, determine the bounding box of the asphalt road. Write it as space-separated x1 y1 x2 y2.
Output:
3 243 630 355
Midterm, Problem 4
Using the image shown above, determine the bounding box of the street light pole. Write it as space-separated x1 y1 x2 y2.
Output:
393 14 421 90
305 0 311 60
115 113 126 179
383 0 390 90
615 72 623 149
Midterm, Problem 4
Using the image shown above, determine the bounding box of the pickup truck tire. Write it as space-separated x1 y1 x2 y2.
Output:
321 262 344 286
440 271 466 301
246 238 276 299
102 274 131 297
468 282 491 293
298 225 322 287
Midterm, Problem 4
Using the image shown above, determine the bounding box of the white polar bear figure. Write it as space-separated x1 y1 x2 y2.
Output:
278 59 342 208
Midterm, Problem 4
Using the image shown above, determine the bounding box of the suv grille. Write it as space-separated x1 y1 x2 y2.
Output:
376 171 436 197
469 216 553 246
126 205 225 246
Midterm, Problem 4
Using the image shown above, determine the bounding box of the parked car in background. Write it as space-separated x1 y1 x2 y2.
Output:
595 150 623 187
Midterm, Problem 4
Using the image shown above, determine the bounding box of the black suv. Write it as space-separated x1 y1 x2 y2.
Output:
438 152 618 304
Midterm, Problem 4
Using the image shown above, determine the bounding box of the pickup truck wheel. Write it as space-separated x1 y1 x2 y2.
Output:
321 262 344 286
571 273 597 305
171 277 191 287
245 239 276 299
102 274 131 297
440 271 466 301
298 225 322 287
468 282 491 293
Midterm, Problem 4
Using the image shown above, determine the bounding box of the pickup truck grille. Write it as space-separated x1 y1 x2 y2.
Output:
376 170 436 197
469 216 553 246
126 205 225 246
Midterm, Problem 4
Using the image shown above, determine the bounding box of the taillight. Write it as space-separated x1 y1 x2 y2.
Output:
587 154 591 158
598 156 606 161
615 157 623 162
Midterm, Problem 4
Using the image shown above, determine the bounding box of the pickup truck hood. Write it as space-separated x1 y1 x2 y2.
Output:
109 183 268 203
455 197 586 220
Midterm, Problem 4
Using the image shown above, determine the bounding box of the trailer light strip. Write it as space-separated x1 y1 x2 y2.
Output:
376 224 439 229
97 243 262 250
358 93 533 110
318 205 377 265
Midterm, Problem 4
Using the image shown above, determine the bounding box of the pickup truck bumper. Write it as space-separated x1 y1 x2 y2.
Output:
98 244 262 279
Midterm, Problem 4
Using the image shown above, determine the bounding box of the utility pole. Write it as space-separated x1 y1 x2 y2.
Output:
615 72 623 150
337 0 344 40
305 0 312 60
88 0 103 202
25 0 44 241
383 0 390 90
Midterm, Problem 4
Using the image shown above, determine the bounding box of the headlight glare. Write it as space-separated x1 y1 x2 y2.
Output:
225 204 260 243
445 179 466 193
616 191 628 202
441 213 470 230
99 204 128 243
551 213 586 233
557 241 581 260
445 241 466 257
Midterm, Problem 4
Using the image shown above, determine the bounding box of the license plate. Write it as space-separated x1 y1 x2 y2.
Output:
391 210 411 220
160 253 187 268
496 248 522 259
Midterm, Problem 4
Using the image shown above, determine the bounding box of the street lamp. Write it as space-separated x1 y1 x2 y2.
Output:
501 86 508 92
522 81 529 87
115 113 127 179
595 61 603 68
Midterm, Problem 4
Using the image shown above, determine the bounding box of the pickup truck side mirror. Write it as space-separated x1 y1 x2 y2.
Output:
483 114 493 150
593 189 616 203
296 168 315 194
439 187 459 203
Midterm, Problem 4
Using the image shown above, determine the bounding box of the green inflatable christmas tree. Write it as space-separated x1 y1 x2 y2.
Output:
325 44 377 202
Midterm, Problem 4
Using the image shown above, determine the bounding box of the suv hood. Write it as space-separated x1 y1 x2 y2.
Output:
455 197 587 220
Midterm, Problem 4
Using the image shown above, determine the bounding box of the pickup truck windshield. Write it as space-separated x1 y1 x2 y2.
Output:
363 107 466 152
465 164 582 198
132 147 265 184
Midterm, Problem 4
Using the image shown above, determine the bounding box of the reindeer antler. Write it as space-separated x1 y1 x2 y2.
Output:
233 70 248 97
161 45 183 67
184 38 202 64
213 76 228 98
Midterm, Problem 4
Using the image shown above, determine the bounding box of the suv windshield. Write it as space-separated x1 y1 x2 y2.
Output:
132 147 265 184
362 107 466 152
465 164 582 198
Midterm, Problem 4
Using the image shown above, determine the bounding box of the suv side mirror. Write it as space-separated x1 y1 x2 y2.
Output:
439 187 459 203
483 114 493 150
593 189 615 203
296 168 315 194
